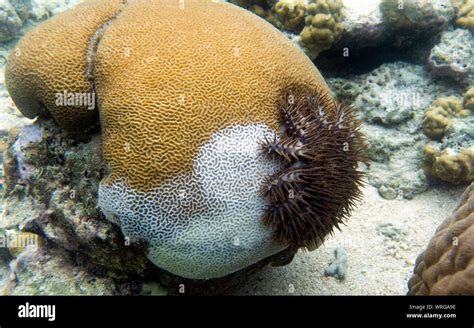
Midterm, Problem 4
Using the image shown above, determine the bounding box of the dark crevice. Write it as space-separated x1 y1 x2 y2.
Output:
315 33 442 78
85 0 129 111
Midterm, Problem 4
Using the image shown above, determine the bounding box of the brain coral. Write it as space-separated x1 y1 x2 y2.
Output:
408 183 474 295
5 0 127 132
5 0 365 279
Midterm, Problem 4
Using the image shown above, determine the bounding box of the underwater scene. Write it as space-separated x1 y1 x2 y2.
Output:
0 0 472 297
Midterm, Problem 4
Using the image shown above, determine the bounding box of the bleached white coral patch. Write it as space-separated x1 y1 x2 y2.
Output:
98 123 288 280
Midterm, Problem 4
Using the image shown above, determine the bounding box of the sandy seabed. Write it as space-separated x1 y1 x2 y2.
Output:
231 183 465 295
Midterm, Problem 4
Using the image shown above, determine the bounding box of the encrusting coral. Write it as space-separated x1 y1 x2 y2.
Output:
408 183 474 295
5 0 366 280
453 0 474 31
422 96 469 140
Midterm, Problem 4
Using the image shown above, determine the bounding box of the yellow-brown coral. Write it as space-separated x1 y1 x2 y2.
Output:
299 0 344 58
6 0 334 192
422 144 474 184
463 87 474 111
5 0 126 133
408 183 474 295
453 0 474 31
422 96 468 140
274 0 307 32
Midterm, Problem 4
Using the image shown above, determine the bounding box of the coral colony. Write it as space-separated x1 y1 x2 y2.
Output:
5 0 366 279
0 0 472 296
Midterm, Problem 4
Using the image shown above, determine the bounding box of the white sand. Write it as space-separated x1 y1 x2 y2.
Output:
231 183 465 295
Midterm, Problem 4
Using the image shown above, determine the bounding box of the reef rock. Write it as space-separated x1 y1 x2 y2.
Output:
0 0 84 44
1 121 155 276
1 245 117 295
328 62 463 199
9 0 29 22
408 183 474 295
334 0 455 53
27 0 83 21
337 0 386 49
0 0 24 41
428 28 474 83
380 0 454 34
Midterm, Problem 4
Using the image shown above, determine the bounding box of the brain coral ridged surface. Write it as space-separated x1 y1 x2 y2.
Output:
5 0 364 279
5 0 126 132
408 184 474 295
94 0 333 191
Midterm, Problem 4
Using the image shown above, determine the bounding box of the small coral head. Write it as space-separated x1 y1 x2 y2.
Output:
260 87 367 250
